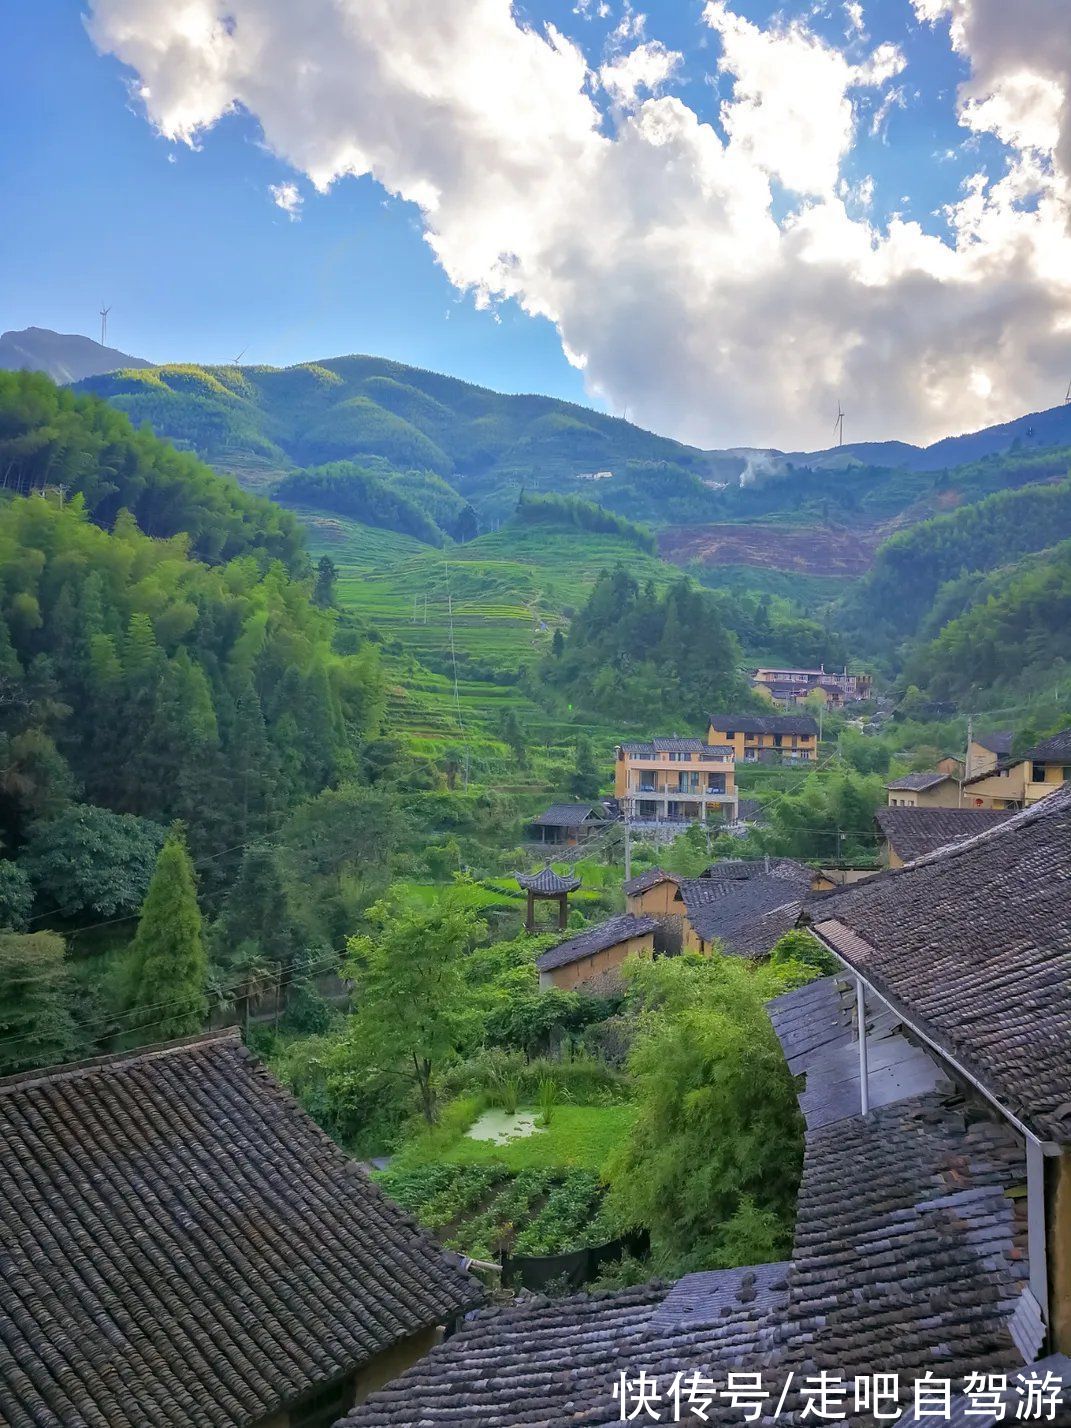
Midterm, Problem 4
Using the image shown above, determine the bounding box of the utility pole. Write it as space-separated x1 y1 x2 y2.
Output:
961 714 973 807
624 816 632 882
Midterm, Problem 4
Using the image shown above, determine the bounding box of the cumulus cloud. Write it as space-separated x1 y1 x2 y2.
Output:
269 180 303 218
600 41 680 107
85 0 1071 449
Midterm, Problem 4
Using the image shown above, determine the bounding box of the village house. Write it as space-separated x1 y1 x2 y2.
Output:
342 790 1071 1428
962 729 1071 810
885 768 962 807
968 729 1014 775
874 805 1015 867
527 800 612 846
751 665 873 708
535 912 658 990
707 712 818 763
614 736 737 825
0 1030 479 1428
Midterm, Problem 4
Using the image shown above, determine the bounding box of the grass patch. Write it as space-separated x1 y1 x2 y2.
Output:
394 1099 634 1174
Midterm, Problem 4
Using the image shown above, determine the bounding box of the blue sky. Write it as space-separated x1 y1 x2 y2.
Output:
4 1 1069 447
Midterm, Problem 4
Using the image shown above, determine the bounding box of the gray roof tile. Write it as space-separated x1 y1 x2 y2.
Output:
874 807 1016 862
0 1032 478 1428
535 913 659 972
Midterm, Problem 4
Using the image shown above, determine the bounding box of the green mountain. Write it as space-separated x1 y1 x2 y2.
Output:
77 357 735 527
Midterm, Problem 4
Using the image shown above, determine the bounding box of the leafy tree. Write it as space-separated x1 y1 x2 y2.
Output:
606 954 808 1271
20 804 166 920
768 927 838 975
551 628 565 659
0 931 82 1075
569 734 602 800
0 861 32 930
342 894 483 1123
498 709 529 768
485 987 603 1060
124 829 208 1042
212 843 303 969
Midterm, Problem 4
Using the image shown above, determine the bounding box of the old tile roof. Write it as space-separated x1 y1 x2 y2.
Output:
674 861 812 957
709 714 819 737
515 866 583 894
530 802 605 828
0 1031 479 1428
780 1092 1031 1387
808 784 1071 1143
976 730 1014 757
885 770 954 791
875 806 1016 862
768 975 949 1131
342 1093 1030 1428
341 1273 786 1428
622 866 679 895
1020 727 1071 763
535 913 659 972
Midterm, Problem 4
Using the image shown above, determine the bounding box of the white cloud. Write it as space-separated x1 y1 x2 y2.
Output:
844 2 866 36
269 180 303 218
85 0 1071 450
600 41 680 107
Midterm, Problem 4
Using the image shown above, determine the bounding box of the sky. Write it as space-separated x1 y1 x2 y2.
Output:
4 0 1071 450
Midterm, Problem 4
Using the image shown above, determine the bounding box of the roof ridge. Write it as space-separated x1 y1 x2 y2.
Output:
0 1026 242 1096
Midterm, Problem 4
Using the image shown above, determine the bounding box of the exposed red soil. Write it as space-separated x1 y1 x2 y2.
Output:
658 522 881 577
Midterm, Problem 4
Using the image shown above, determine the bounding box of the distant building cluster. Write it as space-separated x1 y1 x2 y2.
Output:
751 664 873 710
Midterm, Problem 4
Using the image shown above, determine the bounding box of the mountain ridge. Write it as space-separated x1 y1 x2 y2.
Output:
0 326 151 384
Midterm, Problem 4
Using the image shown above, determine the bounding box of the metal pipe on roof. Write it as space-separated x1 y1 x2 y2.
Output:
856 977 870 1116
809 925 1061 1155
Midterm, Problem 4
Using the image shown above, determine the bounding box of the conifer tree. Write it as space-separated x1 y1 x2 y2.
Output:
125 828 208 1042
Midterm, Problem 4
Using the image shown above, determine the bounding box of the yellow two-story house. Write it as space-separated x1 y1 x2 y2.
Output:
615 737 737 824
961 728 1071 810
707 714 818 763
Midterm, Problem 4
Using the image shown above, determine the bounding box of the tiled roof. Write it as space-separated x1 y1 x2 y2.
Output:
885 770 953 791
652 736 705 752
515 866 583 894
343 1093 1030 1428
874 806 1016 862
677 863 811 956
975 730 1014 757
622 866 678 895
736 798 765 822
1020 727 1071 763
529 802 605 828
809 785 1071 1143
709 714 819 736
535 913 659 971
780 1093 1030 1387
768 975 949 1131
0 1032 478 1428
341 1274 786 1428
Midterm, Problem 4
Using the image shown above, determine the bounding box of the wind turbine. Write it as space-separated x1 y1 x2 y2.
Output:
99 305 111 348
1064 378 1071 405
833 401 845 447
232 346 248 367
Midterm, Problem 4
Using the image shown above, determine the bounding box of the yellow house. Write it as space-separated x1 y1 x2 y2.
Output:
536 913 658 990
615 737 737 824
623 867 681 917
961 729 1071 810
885 771 961 808
966 730 1013 778
707 714 818 764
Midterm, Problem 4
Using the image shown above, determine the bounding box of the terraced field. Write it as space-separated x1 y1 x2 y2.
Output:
293 506 669 770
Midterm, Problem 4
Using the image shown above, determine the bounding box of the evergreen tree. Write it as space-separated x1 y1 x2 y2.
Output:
570 733 602 799
551 628 565 659
312 555 338 608
125 829 208 1042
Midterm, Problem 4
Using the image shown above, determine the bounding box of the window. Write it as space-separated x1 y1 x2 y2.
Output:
291 1380 353 1428
1032 761 1046 783
1063 767 1071 781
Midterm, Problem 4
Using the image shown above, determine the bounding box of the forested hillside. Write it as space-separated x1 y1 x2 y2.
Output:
0 370 304 567
838 477 1071 657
